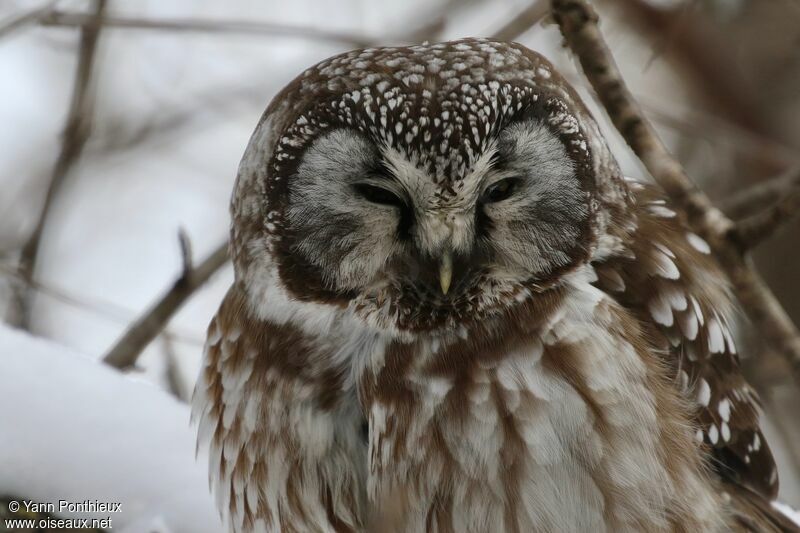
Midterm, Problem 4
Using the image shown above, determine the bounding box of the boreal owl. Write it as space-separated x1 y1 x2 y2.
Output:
192 38 800 532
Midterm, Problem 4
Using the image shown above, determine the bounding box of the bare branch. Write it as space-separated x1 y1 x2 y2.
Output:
5 0 106 329
103 240 229 370
720 166 800 219
490 1 549 41
639 100 800 170
613 0 770 137
0 0 57 39
553 0 725 232
177 228 193 278
0 262 205 346
734 172 800 248
40 9 377 47
163 332 191 402
551 0 800 384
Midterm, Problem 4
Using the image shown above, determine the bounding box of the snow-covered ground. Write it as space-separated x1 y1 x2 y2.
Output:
0 324 221 533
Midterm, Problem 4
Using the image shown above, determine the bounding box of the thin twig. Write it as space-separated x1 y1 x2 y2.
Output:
556 67 800 169
734 173 800 248
40 10 377 47
640 99 800 170
0 0 57 38
490 1 549 41
720 166 800 220
614 0 770 137
5 0 106 329
0 262 206 345
551 0 800 384
102 238 228 369
55 0 453 155
163 332 191 402
178 228 193 277
93 77 272 155
38 4 457 48
553 0 725 230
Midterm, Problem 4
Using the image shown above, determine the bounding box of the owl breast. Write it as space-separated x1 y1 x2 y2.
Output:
361 266 724 532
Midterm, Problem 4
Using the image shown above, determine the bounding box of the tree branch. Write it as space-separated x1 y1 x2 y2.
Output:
102 238 228 370
613 0 771 138
551 0 800 384
639 99 800 171
733 172 800 248
162 332 191 402
40 10 377 47
5 0 106 329
0 262 205 345
0 0 57 38
720 167 800 220
490 1 549 41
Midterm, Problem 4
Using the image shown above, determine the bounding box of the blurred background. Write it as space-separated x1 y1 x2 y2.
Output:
1 0 799 531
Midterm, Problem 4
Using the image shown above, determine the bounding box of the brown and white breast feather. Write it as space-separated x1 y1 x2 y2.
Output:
192 287 370 533
360 265 725 532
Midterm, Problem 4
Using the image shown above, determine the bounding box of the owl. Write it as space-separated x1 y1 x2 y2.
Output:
192 39 799 532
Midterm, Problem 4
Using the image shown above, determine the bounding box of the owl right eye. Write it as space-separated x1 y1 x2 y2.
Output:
481 178 520 204
354 183 404 207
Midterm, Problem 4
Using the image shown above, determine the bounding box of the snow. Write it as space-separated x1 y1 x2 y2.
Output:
773 501 800 527
0 324 221 533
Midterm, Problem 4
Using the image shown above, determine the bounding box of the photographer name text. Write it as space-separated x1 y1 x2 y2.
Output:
6 499 123 530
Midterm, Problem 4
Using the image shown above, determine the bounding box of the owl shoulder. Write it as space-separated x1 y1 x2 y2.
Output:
590 181 780 502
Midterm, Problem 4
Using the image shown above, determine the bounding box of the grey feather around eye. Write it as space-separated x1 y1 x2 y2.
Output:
285 118 589 296
286 129 402 290
482 119 589 278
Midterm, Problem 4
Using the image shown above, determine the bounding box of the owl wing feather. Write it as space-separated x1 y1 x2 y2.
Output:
591 182 793 529
727 483 800 532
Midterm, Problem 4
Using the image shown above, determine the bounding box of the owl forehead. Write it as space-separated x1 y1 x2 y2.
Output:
270 39 590 186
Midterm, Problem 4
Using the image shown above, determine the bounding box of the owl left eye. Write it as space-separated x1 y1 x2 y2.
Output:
482 178 520 204
354 183 404 207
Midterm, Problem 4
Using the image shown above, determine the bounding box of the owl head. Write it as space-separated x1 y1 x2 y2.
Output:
231 39 629 334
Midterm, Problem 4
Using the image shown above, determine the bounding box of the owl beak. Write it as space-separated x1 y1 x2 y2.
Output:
439 251 453 295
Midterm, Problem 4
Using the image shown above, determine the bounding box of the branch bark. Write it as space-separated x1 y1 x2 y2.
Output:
162 332 191 402
720 166 800 220
551 0 800 384
0 0 57 38
40 10 377 47
491 1 549 41
5 0 106 329
103 239 228 370
733 173 800 248
0 261 206 345
613 0 771 139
